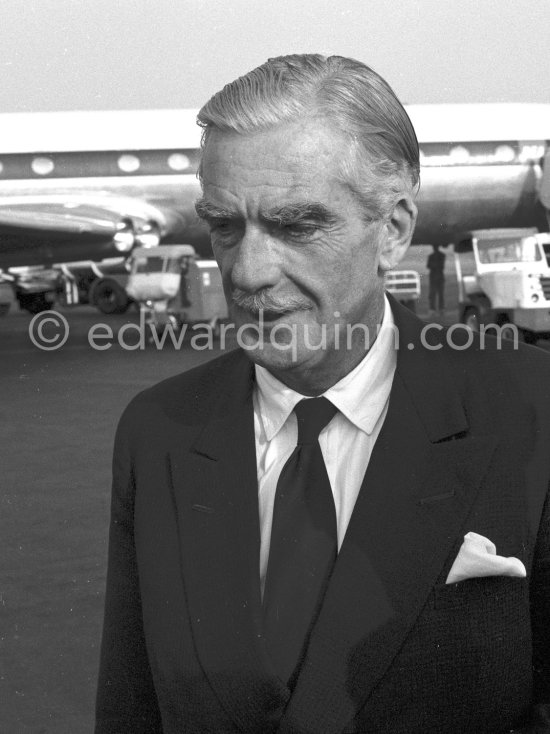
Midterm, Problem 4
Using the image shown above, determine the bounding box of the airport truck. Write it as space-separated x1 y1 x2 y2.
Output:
1 266 60 314
56 258 132 314
3 251 225 319
455 228 550 343
1 258 132 315
125 244 228 336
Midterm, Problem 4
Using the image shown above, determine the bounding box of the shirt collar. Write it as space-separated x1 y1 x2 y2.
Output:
254 295 397 440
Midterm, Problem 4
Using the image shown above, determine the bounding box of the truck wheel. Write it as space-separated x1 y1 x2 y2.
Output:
463 306 481 332
90 279 130 315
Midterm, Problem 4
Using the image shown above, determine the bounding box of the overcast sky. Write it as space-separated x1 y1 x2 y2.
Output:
0 0 548 113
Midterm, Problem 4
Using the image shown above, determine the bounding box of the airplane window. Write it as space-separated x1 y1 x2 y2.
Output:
495 145 516 163
117 154 140 173
32 157 54 175
168 153 190 171
449 146 470 163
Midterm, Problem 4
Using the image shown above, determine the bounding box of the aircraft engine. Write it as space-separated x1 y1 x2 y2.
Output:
113 218 135 253
134 221 162 249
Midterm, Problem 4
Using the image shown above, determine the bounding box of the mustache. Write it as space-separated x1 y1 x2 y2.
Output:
231 288 312 315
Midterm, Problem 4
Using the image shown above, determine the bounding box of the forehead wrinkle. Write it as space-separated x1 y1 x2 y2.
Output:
200 122 354 222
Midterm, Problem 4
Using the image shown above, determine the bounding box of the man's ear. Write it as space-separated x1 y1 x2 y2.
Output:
378 194 417 272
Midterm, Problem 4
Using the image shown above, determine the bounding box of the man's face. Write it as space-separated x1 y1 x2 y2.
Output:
198 118 394 386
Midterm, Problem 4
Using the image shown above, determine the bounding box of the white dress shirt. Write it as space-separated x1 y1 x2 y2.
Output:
254 296 397 589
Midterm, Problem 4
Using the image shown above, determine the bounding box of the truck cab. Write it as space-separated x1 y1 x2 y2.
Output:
455 228 550 343
126 244 228 334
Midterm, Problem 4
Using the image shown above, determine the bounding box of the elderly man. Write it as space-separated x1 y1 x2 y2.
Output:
95 55 550 734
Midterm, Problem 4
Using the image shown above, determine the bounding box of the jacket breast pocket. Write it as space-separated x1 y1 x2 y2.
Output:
425 576 532 659
378 575 534 733
409 574 533 708
430 575 529 611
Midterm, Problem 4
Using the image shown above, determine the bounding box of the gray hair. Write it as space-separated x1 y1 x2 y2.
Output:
197 54 420 220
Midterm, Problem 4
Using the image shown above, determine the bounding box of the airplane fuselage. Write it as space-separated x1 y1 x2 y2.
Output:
0 105 548 268
414 140 548 244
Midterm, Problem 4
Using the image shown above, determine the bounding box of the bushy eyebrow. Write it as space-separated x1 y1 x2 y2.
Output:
262 202 338 226
195 199 237 221
195 199 339 226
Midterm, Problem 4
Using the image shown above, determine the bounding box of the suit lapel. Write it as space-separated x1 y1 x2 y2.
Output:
169 353 289 733
280 301 498 734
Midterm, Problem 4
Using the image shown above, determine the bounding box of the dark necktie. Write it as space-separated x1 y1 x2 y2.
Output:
262 397 338 686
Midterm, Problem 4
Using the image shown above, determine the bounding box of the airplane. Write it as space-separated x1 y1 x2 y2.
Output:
0 104 549 272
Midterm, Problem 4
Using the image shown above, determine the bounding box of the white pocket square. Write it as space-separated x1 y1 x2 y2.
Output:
446 531 526 584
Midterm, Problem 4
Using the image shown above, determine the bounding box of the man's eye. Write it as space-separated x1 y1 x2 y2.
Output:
209 220 241 248
283 223 320 241
210 220 232 233
209 221 240 240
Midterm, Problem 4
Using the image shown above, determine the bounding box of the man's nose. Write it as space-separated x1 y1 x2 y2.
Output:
230 227 281 292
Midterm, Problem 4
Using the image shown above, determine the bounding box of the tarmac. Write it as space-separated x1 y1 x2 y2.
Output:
1 306 221 733
1 280 549 732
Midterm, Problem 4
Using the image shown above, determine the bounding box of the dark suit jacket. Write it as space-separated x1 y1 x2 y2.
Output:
95 299 550 734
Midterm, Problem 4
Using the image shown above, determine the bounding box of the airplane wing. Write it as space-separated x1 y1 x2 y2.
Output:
0 194 166 268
